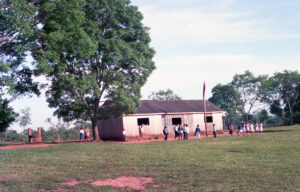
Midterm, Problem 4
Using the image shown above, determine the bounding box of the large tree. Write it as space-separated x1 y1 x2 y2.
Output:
148 89 181 100
262 70 300 125
230 70 267 121
35 0 155 140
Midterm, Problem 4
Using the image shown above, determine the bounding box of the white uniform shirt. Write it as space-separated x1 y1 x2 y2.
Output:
185 127 190 134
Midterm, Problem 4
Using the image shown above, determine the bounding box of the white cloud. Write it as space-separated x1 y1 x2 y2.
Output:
141 53 300 99
140 6 300 44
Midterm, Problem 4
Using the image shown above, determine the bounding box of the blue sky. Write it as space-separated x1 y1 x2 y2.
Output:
10 0 300 132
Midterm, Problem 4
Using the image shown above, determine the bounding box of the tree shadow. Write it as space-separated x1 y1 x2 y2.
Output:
263 130 292 133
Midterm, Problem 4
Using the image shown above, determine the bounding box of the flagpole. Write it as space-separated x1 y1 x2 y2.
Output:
203 81 208 137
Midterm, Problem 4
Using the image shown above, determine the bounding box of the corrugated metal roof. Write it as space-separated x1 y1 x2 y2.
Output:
136 100 223 114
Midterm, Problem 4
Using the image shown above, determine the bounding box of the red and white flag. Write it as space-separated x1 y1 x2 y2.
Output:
203 81 206 99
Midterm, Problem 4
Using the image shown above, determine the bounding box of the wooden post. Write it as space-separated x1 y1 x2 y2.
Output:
203 81 208 137
204 99 208 137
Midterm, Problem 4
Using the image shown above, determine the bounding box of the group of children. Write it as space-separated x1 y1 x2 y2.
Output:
174 124 191 140
79 127 91 142
234 121 264 136
119 121 264 142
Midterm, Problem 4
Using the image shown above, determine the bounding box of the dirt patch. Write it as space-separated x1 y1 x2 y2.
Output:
61 179 92 186
0 144 52 150
62 176 154 190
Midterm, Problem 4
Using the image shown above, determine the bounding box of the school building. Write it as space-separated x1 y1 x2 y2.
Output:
98 100 224 140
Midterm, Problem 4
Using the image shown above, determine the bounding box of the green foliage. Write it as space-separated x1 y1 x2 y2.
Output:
0 98 17 132
230 70 267 121
262 70 300 125
258 109 269 123
148 89 181 100
209 84 242 118
0 0 40 96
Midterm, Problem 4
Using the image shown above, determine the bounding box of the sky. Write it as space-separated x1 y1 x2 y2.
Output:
9 0 300 132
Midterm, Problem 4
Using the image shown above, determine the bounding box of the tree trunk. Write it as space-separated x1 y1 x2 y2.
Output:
92 117 100 141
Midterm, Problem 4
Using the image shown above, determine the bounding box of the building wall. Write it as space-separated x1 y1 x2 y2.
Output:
123 115 163 137
98 115 123 140
193 112 223 132
162 114 194 134
98 111 224 140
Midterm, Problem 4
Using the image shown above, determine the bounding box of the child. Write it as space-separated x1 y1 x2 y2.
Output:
174 124 179 139
80 128 85 142
178 124 184 140
163 126 168 141
195 124 201 140
138 125 143 140
259 122 263 134
84 127 90 142
122 128 126 141
229 123 234 136
185 124 190 140
212 124 217 138
255 122 259 132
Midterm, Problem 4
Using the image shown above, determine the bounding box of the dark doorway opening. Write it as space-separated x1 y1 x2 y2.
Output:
172 118 182 125
137 118 150 125
206 116 213 123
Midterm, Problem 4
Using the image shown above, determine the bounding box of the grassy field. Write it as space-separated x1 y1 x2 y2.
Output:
0 125 300 192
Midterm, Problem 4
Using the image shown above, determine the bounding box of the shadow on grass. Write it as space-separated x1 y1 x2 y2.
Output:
263 130 292 133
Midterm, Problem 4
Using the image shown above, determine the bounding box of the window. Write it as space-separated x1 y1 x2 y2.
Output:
206 116 213 123
137 118 149 125
172 118 182 125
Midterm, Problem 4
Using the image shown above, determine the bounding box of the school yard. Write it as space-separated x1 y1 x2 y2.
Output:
0 125 299 191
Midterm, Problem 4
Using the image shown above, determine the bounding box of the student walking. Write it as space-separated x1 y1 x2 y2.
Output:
195 124 201 140
163 126 168 141
229 123 234 136
212 124 217 138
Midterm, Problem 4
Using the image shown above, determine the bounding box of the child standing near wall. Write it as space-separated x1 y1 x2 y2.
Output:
195 124 201 140
213 124 217 138
163 126 168 141
122 128 126 141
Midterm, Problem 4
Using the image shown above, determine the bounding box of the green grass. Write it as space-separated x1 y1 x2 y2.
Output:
1 125 300 192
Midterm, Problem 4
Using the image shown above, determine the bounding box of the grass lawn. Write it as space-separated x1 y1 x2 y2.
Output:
0 125 300 191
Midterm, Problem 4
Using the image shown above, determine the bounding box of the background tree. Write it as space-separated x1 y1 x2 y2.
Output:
35 0 155 140
258 109 269 123
262 70 300 125
230 70 267 121
148 89 181 100
209 84 242 127
18 107 32 130
0 97 17 132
